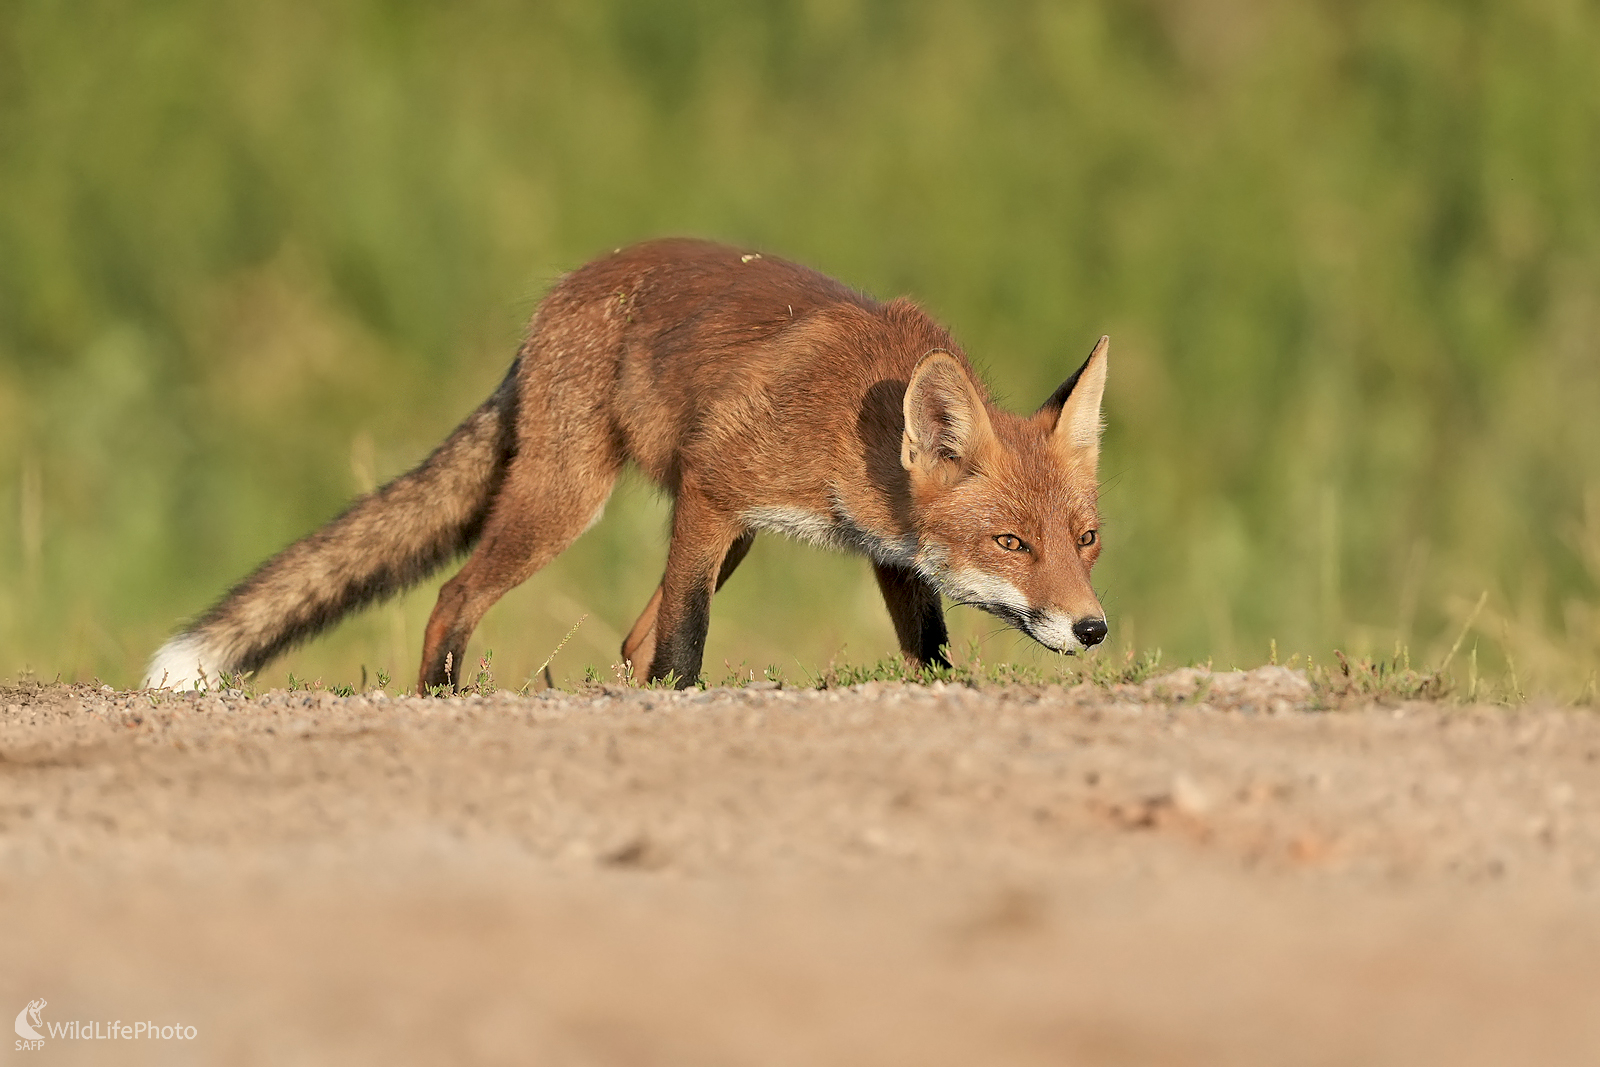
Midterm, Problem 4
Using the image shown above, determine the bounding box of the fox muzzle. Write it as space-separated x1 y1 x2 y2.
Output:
1023 608 1108 655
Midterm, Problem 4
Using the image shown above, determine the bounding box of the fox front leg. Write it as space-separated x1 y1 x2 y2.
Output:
873 562 951 669
646 498 747 688
623 531 755 679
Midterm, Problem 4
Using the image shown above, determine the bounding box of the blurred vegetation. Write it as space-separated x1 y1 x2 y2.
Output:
2 0 1597 695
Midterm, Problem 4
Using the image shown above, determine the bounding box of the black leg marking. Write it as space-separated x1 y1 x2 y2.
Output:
873 563 950 669
648 582 712 689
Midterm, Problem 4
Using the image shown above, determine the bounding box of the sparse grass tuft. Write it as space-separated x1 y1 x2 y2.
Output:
1310 647 1451 704
807 643 1164 690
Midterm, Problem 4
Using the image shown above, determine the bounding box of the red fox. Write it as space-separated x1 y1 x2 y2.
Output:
145 239 1109 692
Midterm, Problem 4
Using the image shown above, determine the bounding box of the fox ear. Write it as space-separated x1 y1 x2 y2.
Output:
901 351 996 479
1037 335 1108 472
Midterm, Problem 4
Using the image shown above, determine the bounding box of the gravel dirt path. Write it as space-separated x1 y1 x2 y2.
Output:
3 668 1597 1065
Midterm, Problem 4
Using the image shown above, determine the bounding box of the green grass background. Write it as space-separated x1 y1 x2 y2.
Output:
2 0 1597 694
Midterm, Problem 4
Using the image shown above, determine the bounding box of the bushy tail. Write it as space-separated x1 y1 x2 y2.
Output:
144 363 520 690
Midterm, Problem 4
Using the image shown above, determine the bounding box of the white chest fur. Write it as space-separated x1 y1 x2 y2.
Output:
739 503 919 570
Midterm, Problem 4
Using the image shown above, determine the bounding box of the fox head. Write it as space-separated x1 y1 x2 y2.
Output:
901 336 1109 654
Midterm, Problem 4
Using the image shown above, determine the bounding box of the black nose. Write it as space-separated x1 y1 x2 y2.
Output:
1073 617 1108 648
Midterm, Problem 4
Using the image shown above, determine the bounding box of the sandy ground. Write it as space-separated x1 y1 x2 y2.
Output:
2 668 1598 1066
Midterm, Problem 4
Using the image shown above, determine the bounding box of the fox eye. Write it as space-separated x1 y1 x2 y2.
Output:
1078 530 1098 548
995 534 1028 552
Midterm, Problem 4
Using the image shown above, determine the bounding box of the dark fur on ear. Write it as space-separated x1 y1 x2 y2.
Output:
1037 336 1107 422
1036 336 1109 468
1038 352 1092 419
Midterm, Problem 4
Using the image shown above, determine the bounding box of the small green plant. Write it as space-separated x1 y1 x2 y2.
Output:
716 661 758 687
464 650 495 695
646 669 683 690
222 669 256 697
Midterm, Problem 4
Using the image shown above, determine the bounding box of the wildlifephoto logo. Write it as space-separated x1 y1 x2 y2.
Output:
14 999 198 1051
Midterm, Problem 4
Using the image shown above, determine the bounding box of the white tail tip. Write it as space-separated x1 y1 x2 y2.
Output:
143 634 224 691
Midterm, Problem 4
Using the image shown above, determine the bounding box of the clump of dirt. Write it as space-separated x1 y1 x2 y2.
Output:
2 668 1596 1066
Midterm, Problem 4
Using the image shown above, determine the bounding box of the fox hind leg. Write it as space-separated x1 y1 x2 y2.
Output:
418 446 620 693
873 562 951 669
